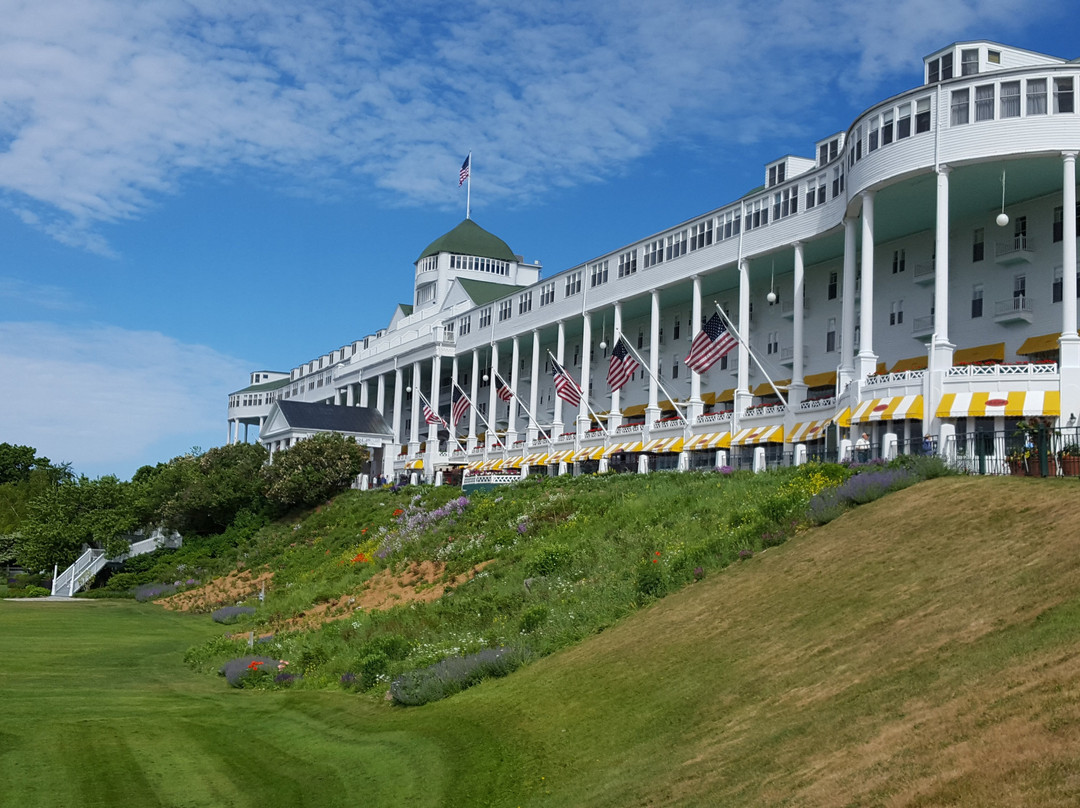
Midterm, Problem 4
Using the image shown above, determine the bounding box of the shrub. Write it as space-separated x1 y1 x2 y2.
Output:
219 656 280 687
18 584 50 598
518 604 548 633
211 606 255 624
389 646 526 706
635 560 667 600
523 542 573 577
134 582 176 602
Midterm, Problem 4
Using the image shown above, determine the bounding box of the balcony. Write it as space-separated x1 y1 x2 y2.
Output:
780 298 808 320
995 235 1036 266
994 296 1034 324
913 258 935 285
912 314 934 341
780 346 806 367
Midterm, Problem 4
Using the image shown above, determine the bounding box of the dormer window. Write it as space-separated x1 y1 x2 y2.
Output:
961 48 978 75
768 163 786 187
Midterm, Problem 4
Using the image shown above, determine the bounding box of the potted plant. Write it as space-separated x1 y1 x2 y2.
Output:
1060 444 1080 476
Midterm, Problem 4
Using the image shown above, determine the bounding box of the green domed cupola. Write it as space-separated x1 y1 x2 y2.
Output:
416 219 516 263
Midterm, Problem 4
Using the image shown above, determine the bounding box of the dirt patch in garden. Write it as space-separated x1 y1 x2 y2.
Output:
155 568 275 613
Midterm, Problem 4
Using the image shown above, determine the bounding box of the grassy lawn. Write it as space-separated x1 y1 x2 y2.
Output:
4 476 1080 806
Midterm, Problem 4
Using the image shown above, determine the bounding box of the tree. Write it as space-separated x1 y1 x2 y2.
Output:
0 443 42 485
261 433 368 511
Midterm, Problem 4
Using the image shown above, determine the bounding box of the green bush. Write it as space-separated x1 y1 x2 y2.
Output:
635 560 667 600
518 605 548 634
13 584 50 598
524 542 573 577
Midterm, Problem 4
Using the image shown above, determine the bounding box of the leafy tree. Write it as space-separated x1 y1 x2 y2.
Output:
0 443 41 485
16 475 138 570
261 433 368 511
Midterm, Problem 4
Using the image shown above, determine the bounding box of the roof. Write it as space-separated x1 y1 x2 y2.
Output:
274 401 393 436
416 219 516 263
230 377 291 395
457 278 523 306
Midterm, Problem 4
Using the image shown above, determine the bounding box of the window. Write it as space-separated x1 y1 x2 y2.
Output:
637 329 644 350
518 291 532 315
498 299 512 322
832 166 844 198
928 58 940 84
975 84 995 120
1055 77 1075 113
881 110 894 145
973 227 984 262
889 300 904 326
1014 274 1027 301
818 143 829 165
987 50 1000 64
854 124 863 160
892 249 906 274
478 306 492 329
589 260 609 287
666 230 687 261
723 211 741 239
618 250 637 277
951 88 969 125
1054 206 1064 243
539 281 556 306
971 284 983 318
564 271 582 296
961 48 978 76
673 318 680 341
458 315 472 336
915 97 931 132
868 117 879 151
1054 266 1063 303
1000 81 1021 118
828 271 838 300
643 239 664 268
897 103 912 139
768 163 785 186
826 318 837 353
1027 79 1047 115
766 330 779 355
690 220 713 251
941 53 953 80
1015 216 1028 248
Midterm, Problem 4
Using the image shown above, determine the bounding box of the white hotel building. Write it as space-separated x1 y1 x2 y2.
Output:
228 41 1080 479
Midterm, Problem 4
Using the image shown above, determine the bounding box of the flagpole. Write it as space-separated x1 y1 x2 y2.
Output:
619 337 687 423
546 350 609 437
416 389 465 454
453 380 498 449
491 370 552 442
713 303 788 408
466 152 472 220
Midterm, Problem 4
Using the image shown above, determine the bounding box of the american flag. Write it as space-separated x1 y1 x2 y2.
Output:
552 359 582 407
606 338 640 392
685 312 737 374
459 154 471 186
497 379 513 402
451 393 470 426
423 403 444 426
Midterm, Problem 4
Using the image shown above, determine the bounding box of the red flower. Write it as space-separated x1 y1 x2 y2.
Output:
247 660 264 670
361 528 367 534
351 553 369 564
393 508 404 517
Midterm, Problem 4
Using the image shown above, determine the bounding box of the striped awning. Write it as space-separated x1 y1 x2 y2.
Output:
685 431 732 450
641 436 685 453
835 407 852 427
522 452 548 466
604 440 644 456
546 449 574 464
487 458 508 471
570 446 605 462
1017 333 1060 356
890 355 928 373
788 417 833 443
405 458 424 470
803 370 837 389
936 390 1060 418
851 395 924 422
953 342 1005 365
731 425 785 445
505 456 527 469
466 460 485 470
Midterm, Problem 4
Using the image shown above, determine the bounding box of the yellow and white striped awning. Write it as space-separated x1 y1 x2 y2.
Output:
640 436 685 453
522 452 548 466
405 458 424 470
603 440 644 456
685 432 732 450
936 390 1060 418
483 458 508 471
835 407 852 427
788 417 833 443
731 425 785 445
504 456 527 469
851 395 924 422
570 446 605 462
546 449 574 464
466 459 485 470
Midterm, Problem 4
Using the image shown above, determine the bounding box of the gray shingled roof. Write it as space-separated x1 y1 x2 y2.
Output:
276 400 393 435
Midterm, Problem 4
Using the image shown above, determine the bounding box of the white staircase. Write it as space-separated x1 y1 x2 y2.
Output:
50 528 182 596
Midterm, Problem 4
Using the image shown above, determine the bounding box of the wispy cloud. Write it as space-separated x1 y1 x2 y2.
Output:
0 322 249 477
0 0 1051 250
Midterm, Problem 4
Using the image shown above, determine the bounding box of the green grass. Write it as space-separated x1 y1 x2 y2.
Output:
4 474 1080 806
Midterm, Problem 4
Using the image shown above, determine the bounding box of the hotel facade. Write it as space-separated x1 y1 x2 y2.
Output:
228 41 1080 479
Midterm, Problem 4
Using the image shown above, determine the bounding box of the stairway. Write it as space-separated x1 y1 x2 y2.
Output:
50 529 183 596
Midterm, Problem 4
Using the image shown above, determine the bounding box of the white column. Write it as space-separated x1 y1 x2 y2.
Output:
508 336 520 445
609 302 624 430
855 190 878 380
647 291 660 424
391 368 402 444
839 217 858 391
360 379 369 408
488 344 500 454
228 419 234 445
346 384 355 406
688 276 703 422
734 259 751 426
579 312 593 436
553 321 565 436
528 330 541 442
469 349 480 450
409 362 421 454
375 374 384 413
929 166 956 371
428 354 442 469
1058 151 1080 421
790 241 807 404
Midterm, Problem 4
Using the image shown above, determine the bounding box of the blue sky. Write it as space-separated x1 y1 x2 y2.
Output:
1 0 1076 479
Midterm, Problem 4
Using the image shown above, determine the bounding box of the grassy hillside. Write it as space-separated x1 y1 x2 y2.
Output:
4 474 1080 806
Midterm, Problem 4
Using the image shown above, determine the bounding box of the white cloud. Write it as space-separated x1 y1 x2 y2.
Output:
0 0 1054 250
0 321 248 477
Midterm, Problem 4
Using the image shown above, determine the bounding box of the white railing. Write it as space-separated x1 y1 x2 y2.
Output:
947 362 1057 378
651 418 686 430
864 370 926 388
616 423 644 434
798 396 836 411
996 235 1035 258
743 403 786 418
913 259 935 279
695 411 733 424
51 548 106 597
994 296 1033 317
